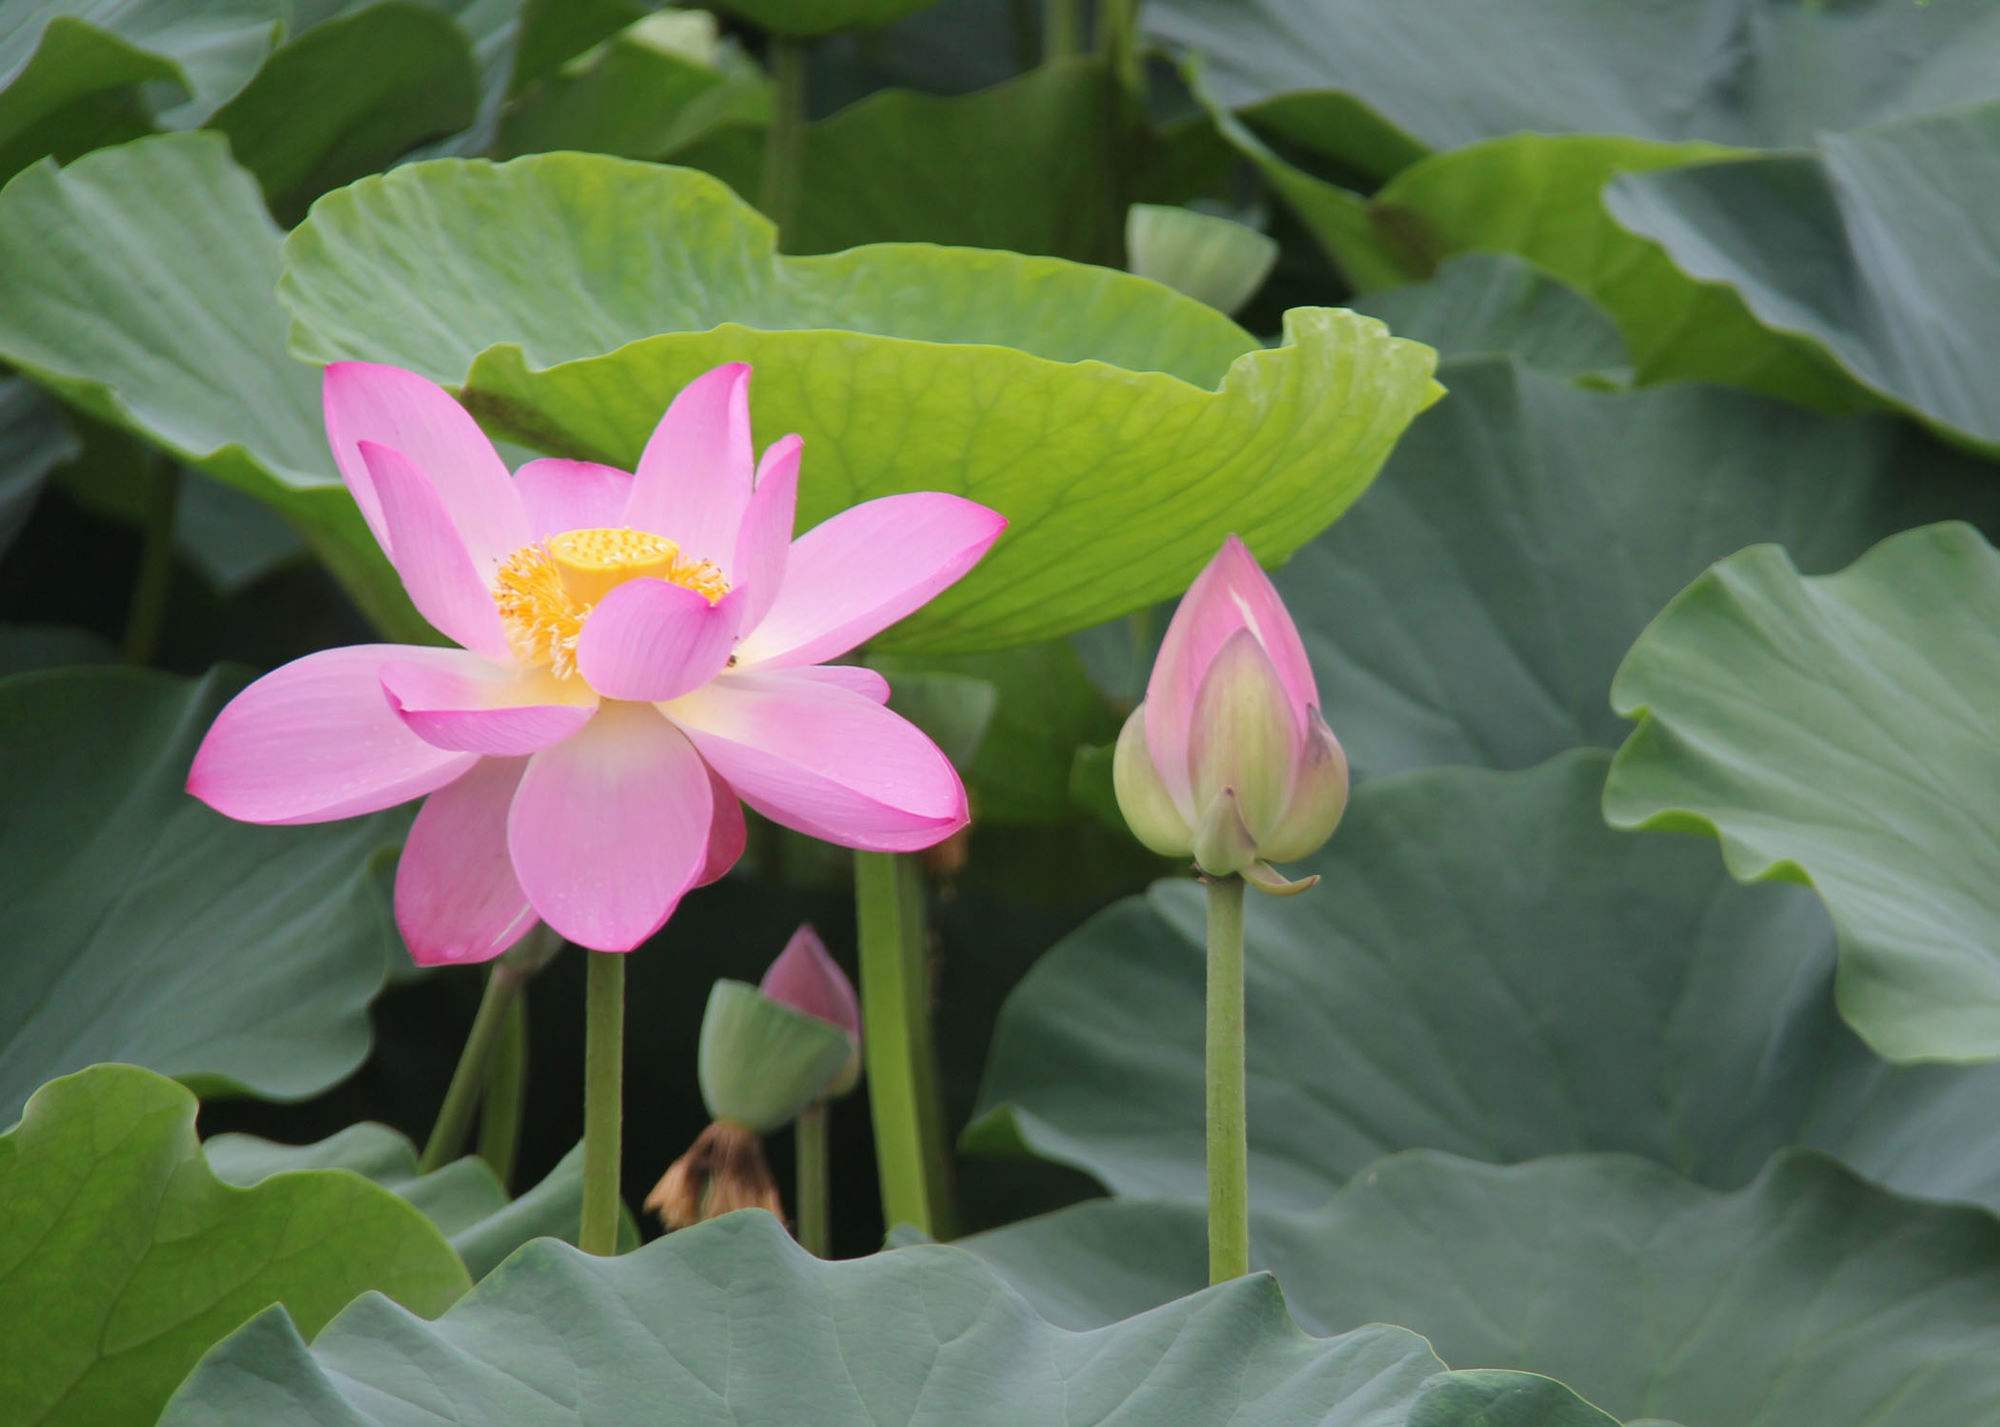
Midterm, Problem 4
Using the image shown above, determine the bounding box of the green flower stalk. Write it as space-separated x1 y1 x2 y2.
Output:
1114 535 1349 1283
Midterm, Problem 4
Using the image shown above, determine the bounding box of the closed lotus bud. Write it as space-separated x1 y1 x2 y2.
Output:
758 925 862 1097
1114 535 1349 891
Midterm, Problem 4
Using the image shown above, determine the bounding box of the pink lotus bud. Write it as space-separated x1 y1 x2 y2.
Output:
1113 536 1349 889
758 925 861 1094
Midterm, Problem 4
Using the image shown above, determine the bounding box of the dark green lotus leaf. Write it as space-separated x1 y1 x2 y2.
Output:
970 752 2000 1213
210 1 480 224
957 1149 2000 1427
1277 355 2000 778
0 1065 467 1427
0 666 402 1122
0 374 74 555
1606 522 2000 1063
1608 102 2000 451
1347 253 1626 378
0 0 283 179
1150 0 2000 179
0 132 425 639
207 1126 633 1278
279 151 1442 653
160 1208 1618 1425
713 0 941 38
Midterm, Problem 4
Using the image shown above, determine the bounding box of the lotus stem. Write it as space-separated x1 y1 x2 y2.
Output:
419 962 523 1174
854 851 955 1238
1045 0 1082 58
476 986 529 1188
123 457 178 665
796 1101 831 1256
1205 872 1249 1282
579 950 626 1255
761 35 808 237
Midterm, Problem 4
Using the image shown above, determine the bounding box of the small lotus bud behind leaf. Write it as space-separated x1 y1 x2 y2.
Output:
759 926 862 1096
698 979 855 1133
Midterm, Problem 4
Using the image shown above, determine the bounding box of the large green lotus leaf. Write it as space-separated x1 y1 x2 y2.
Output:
0 0 283 178
1608 104 2000 452
1347 253 1626 379
969 752 2000 1213
1277 355 2000 778
209 2 480 224
160 1208 1618 1426
1605 522 2000 1063
0 1065 468 1427
958 1149 2000 1427
1148 0 2000 180
1232 123 1862 407
279 152 1440 653
0 131 425 639
0 374 74 554
207 1126 627 1277
0 666 402 1122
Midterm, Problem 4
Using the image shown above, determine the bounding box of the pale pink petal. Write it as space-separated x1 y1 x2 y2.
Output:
665 670 966 852
619 363 753 571
380 658 596 755
732 435 801 634
1146 534 1317 808
732 493 1006 670
573 582 746 702
395 758 539 967
188 645 477 825
759 925 859 1038
361 441 510 660
515 458 634 542
696 764 746 888
323 363 528 572
1186 628 1302 841
784 664 890 703
506 702 713 950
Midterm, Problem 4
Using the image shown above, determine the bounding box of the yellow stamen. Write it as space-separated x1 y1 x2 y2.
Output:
494 526 729 679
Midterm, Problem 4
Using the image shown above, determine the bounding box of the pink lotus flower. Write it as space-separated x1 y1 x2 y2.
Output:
189 362 1004 959
1113 535 1347 891
760 923 861 1096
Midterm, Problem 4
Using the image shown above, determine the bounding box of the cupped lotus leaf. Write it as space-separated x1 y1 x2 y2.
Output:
206 1127 634 1278
0 666 402 1122
0 1065 468 1427
957 1150 2000 1427
1148 0 2000 179
1347 253 1626 379
969 752 2000 1214
0 0 283 178
1606 522 2000 1063
0 132 426 639
1608 103 2000 452
1277 354 2000 778
279 151 1441 653
159 1208 1619 1426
